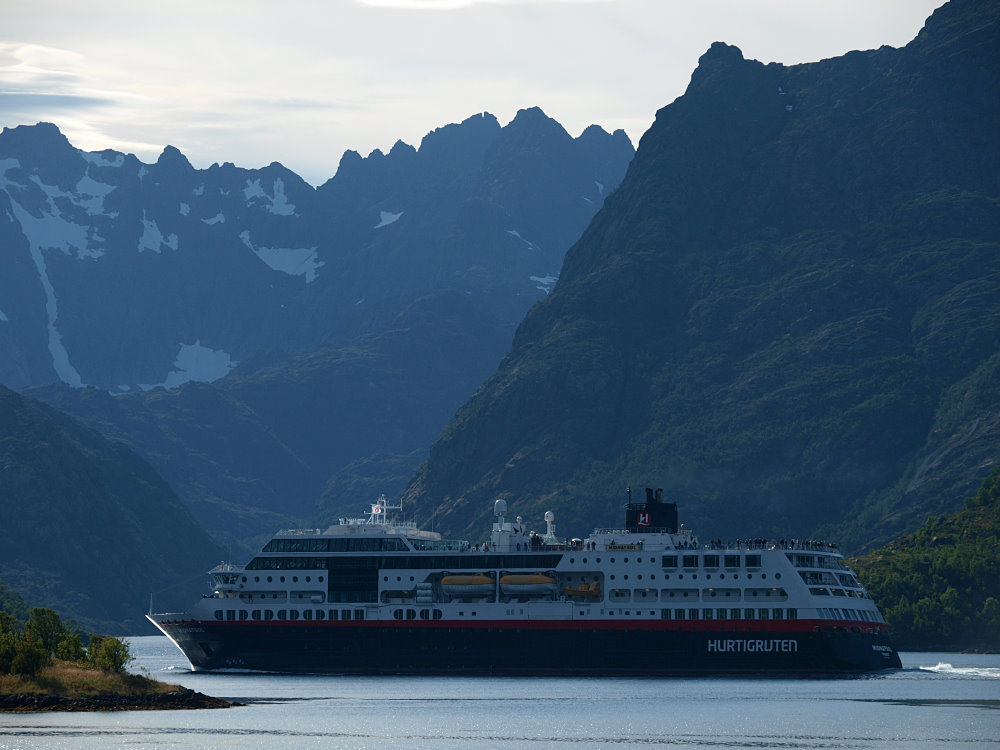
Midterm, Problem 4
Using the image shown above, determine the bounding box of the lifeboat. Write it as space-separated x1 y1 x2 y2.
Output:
499 573 558 597
563 581 601 598
441 574 494 597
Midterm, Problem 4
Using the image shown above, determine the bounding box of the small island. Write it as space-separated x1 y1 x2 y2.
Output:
0 606 234 712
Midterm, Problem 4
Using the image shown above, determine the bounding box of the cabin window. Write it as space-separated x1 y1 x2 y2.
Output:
702 609 714 620
277 609 287 619
758 608 769 620
214 610 223 620
354 610 365 621
745 554 761 567
264 609 274 620
674 609 686 620
688 609 699 620
744 608 755 619
315 609 325 621
703 555 719 568
662 555 677 568
682 555 699 568
724 555 740 568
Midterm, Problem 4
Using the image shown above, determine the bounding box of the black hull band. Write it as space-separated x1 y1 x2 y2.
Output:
153 619 902 675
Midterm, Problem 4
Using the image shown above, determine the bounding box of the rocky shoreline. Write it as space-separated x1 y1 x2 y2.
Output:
0 687 238 712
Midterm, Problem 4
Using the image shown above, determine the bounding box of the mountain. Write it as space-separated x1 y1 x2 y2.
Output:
0 386 225 632
403 0 1000 553
0 110 633 393
29 292 511 548
12 111 633 547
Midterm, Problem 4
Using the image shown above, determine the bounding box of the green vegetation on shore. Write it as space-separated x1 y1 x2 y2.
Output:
0 605 230 710
851 466 1000 652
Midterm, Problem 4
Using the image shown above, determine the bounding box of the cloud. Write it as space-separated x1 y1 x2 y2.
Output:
355 0 607 8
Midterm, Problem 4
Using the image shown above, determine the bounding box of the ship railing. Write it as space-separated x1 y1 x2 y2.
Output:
703 540 840 553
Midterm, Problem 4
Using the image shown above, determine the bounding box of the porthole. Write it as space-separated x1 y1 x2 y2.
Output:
624 575 629 581
775 573 781 579
597 558 601 563
624 557 629 563
762 573 767 579
707 574 712 580
318 576 324 582
610 575 615 580
611 558 616 563
254 576 260 583
692 574 698 580
306 576 311 582
293 576 298 583
570 558 575 563
267 576 273 583
583 558 588 563
720 574 725 579
280 576 285 583
242 576 247 583
384 576 389 582
637 574 643 580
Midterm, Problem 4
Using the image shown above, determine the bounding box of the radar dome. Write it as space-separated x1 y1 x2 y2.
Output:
493 498 508 517
544 511 555 523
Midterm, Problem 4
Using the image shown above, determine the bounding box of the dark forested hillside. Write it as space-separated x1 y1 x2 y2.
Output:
851 467 1000 651
0 386 224 632
404 0 1000 552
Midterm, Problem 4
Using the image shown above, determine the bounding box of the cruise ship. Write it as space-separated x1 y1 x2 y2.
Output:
148 489 902 674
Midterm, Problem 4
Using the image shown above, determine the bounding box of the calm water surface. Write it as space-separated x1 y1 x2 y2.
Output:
1 636 998 749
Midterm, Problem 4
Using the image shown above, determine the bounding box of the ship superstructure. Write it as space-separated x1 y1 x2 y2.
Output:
148 491 901 674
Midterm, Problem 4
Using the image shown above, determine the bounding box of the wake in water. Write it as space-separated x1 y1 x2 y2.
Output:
920 662 1000 678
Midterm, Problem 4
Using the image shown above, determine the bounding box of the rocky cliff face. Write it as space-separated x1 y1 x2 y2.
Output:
404 0 1000 552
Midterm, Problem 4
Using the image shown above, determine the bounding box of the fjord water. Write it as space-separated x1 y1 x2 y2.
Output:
1 637 998 749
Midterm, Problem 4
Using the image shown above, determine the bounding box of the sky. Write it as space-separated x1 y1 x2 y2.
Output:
2 0 943 187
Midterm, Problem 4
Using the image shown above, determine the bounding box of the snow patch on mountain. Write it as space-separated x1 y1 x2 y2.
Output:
268 178 296 215
530 274 558 294
0 309 8 322
74 173 117 216
239 230 322 282
140 340 238 390
193 184 205 196
507 229 539 251
243 179 266 201
18 177 99 259
5 199 84 387
139 212 178 253
202 212 225 225
375 210 403 229
179 202 190 216
82 151 124 168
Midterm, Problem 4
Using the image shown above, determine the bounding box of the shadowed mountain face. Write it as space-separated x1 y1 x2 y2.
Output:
0 385 224 632
0 109 633 393
404 0 1000 553
9 111 634 547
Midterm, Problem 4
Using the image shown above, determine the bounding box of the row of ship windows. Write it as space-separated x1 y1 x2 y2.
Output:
819 607 884 623
810 587 871 599
555 574 780 586
611 588 789 602
212 606 881 624
661 554 763 569
214 609 365 622
662 608 797 620
567 554 766 569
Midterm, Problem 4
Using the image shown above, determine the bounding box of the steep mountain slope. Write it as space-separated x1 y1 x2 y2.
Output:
29 292 509 548
0 386 224 632
404 0 1000 552
0 110 632 393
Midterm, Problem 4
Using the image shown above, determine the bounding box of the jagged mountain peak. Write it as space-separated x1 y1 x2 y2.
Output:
155 144 193 171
